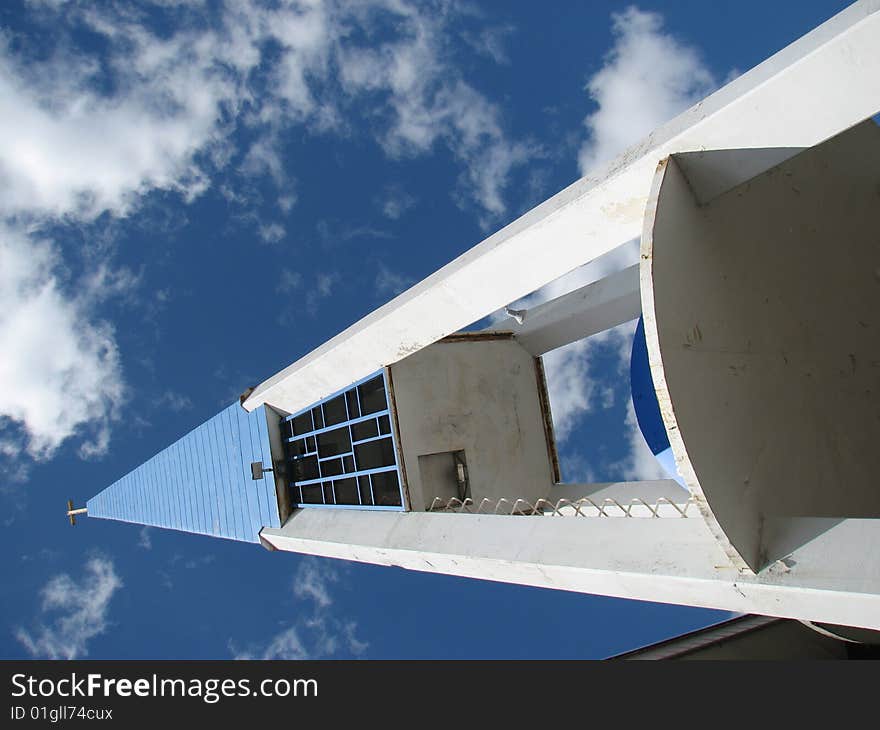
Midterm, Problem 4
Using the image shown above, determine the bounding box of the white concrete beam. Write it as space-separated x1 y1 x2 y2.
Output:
260 509 880 630
491 264 641 355
244 1 880 415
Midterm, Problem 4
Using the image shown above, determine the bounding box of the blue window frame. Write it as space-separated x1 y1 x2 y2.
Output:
281 370 405 510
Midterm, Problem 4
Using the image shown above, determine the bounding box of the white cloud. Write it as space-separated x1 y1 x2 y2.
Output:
138 527 153 551
305 272 340 315
378 185 416 220
230 557 367 659
0 1 532 464
15 556 122 660
276 268 303 294
2 1 529 224
617 397 670 481
536 7 718 473
337 3 535 222
578 6 717 175
375 264 414 299
0 225 125 460
293 557 338 608
153 390 194 413
258 222 286 244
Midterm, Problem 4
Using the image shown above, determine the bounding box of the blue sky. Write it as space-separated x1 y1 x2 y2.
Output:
0 0 851 659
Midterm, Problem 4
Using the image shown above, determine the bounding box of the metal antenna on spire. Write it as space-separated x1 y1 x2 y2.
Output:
66 500 87 526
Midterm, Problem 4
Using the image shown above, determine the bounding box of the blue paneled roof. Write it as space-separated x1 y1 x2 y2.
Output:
87 403 281 542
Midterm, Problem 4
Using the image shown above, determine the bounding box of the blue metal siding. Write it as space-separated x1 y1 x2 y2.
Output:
87 403 281 542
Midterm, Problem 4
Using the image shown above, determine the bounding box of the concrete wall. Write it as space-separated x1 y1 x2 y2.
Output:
389 338 556 511
641 121 880 571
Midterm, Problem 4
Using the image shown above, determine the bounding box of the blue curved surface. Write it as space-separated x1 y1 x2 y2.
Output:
630 316 684 485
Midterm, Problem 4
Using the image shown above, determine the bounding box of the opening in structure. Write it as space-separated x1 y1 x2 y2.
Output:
281 371 404 510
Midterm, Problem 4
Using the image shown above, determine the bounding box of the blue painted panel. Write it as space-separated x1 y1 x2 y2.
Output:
630 316 684 486
87 403 280 543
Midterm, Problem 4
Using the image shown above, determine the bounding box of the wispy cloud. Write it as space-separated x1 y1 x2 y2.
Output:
578 6 717 175
138 527 153 551
258 222 286 245
276 268 303 295
336 2 536 224
306 272 340 316
375 264 414 299
14 556 122 660
377 185 416 221
153 390 194 413
230 557 367 660
0 0 529 467
534 7 719 474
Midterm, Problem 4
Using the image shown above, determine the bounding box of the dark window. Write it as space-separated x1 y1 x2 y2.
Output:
354 438 395 470
333 478 359 505
351 419 378 442
358 375 386 415
312 406 324 430
294 455 319 482
282 370 402 510
358 476 373 505
320 458 344 478
300 484 323 504
372 471 402 506
317 426 351 458
290 438 308 457
346 389 360 419
378 414 391 435
292 412 312 436
323 394 347 426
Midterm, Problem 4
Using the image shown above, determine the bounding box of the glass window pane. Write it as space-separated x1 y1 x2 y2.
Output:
312 406 324 430
320 458 343 478
292 412 313 436
354 437 395 470
351 419 378 442
290 438 307 457
346 389 360 419
378 414 391 435
317 426 351 458
358 375 386 415
358 476 372 505
333 477 358 505
323 394 347 427
295 455 319 482
300 484 323 504
371 471 402 506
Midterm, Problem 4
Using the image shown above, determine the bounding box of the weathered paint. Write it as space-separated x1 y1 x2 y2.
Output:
641 120 880 572
389 339 557 511
87 403 281 542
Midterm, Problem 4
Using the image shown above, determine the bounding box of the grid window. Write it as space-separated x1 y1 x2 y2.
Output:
281 370 404 510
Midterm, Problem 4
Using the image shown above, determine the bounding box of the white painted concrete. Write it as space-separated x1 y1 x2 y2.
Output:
640 120 880 572
260 510 880 630
244 0 880 416
491 264 641 355
389 339 556 511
